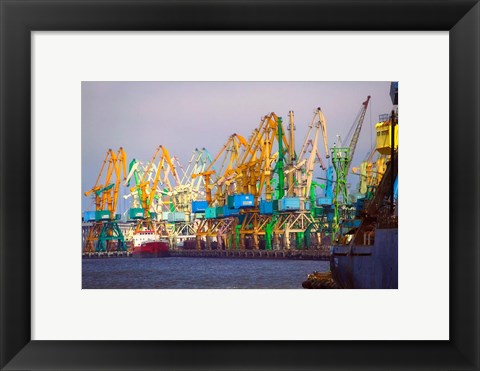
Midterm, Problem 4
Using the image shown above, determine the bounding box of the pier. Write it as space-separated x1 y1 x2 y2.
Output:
169 248 331 260
82 247 331 260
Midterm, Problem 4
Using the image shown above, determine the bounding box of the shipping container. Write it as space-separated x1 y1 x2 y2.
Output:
224 207 240 217
192 200 208 213
149 212 157 221
316 197 333 206
167 212 186 222
278 197 300 211
205 207 217 219
83 211 96 222
129 208 145 220
314 207 324 218
227 194 254 209
216 206 225 218
95 210 110 221
161 212 169 221
259 200 274 215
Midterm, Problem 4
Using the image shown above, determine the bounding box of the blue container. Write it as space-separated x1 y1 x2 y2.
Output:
227 194 254 209
83 211 96 222
192 200 208 213
259 200 273 215
279 197 300 211
224 207 240 217
205 207 217 219
305 201 311 211
317 197 333 206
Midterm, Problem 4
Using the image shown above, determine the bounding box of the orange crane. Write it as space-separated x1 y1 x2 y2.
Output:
236 112 290 249
193 133 248 206
83 147 127 253
192 134 248 250
235 112 285 203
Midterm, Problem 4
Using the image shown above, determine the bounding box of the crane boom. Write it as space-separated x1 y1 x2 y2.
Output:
347 95 371 169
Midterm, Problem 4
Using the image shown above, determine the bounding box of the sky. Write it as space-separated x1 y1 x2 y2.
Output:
82 81 395 215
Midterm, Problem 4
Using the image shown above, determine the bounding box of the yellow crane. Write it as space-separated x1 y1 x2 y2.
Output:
168 148 214 247
83 147 127 253
193 134 248 249
193 133 248 206
131 145 179 235
235 112 288 203
236 112 290 249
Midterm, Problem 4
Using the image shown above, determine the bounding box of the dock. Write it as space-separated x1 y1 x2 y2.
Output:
169 248 331 260
82 248 331 260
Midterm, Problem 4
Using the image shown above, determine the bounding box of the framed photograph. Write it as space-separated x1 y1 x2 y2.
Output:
1 0 479 370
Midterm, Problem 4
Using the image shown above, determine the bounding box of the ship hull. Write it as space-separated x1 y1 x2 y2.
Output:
132 241 170 258
330 228 398 289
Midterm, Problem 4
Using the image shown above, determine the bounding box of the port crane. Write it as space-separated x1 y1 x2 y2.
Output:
273 108 330 249
331 95 370 235
193 134 248 249
352 146 387 198
236 112 288 249
171 148 212 214
131 145 179 236
288 107 329 199
168 148 214 246
193 133 247 206
124 159 154 211
83 147 127 253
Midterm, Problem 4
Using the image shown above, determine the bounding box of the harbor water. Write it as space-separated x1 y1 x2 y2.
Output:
82 257 329 289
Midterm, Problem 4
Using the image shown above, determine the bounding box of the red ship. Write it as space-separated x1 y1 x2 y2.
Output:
131 230 170 258
132 241 170 258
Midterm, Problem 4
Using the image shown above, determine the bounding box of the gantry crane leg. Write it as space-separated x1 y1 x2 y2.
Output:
195 218 209 250
84 222 103 253
283 230 291 250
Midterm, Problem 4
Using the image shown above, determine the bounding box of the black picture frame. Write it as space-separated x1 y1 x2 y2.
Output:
1 1 479 370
